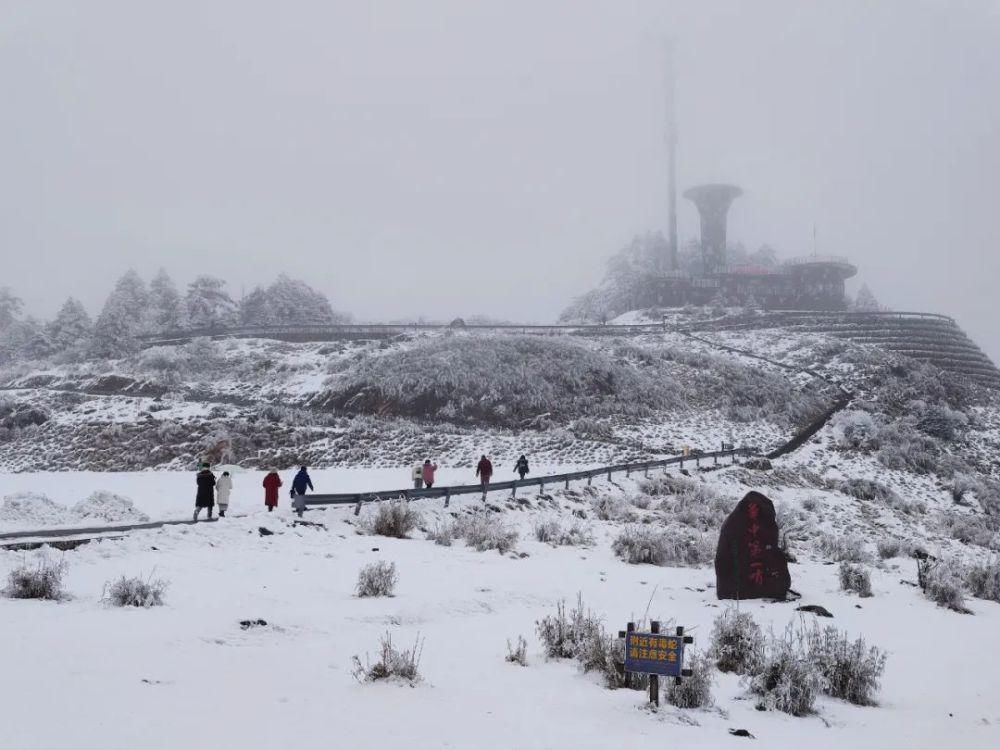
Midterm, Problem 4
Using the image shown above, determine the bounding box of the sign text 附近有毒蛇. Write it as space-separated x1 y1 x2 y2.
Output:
623 632 685 677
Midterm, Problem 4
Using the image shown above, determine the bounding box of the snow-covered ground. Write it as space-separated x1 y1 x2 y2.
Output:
1 483 998 750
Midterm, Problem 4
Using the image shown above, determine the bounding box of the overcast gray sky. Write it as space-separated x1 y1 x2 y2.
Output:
2 1 999 356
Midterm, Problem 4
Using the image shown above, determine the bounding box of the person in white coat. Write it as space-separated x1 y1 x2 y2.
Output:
216 471 233 517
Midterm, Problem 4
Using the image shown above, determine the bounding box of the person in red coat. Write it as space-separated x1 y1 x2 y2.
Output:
475 455 493 499
263 470 282 512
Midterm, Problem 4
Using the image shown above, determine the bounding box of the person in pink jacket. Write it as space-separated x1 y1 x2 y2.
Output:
421 459 438 489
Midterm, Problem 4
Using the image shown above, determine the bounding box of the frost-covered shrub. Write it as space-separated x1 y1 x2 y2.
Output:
590 494 633 522
805 625 887 706
877 539 904 559
835 478 897 504
919 557 968 612
351 632 423 684
832 410 879 450
103 574 167 607
709 609 765 675
323 335 682 427
664 650 714 709
534 519 561 543
938 512 999 550
427 523 453 546
839 563 873 598
750 628 824 716
356 561 397 598
4 557 67 600
533 518 595 547
612 525 713 567
506 635 528 666
453 512 518 553
948 474 981 506
363 500 421 539
965 559 1000 603
536 595 604 661
815 533 872 563
914 403 968 441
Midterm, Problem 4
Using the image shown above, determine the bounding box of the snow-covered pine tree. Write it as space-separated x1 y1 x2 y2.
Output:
853 284 881 312
239 275 346 326
0 318 54 364
91 270 150 358
0 287 23 329
185 275 237 330
47 298 93 351
238 286 275 327
149 269 184 332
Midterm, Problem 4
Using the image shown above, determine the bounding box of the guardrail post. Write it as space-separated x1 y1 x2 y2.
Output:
644 465 649 477
511 482 517 499
587 474 592 486
679 457 684 470
564 478 569 490
354 497 362 516
714 454 718 466
626 464 630 478
539 480 544 493
607 468 612 481
444 489 451 508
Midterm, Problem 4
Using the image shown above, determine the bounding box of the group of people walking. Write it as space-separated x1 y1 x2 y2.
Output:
193 464 314 521
194 454 533 519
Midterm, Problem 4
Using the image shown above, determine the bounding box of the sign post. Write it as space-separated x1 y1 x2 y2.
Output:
623 623 695 706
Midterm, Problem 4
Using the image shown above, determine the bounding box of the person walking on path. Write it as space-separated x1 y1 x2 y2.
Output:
513 454 529 480
411 464 424 490
216 471 233 517
291 465 314 517
263 469 282 512
475 455 493 499
193 463 216 521
422 459 437 489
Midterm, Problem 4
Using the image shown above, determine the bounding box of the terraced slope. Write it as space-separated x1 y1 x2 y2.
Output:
696 311 1000 388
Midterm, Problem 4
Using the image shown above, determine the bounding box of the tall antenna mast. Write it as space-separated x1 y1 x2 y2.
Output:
666 40 678 271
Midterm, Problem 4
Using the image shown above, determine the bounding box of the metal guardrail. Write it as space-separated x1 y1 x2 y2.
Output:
305 447 755 513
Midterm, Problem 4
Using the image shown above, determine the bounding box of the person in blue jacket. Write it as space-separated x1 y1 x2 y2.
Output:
291 465 314 517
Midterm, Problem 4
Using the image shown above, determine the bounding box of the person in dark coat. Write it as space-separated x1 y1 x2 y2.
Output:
291 466 314 517
193 463 216 521
475 455 493 499
263 470 282 511
513 455 529 480
714 491 791 601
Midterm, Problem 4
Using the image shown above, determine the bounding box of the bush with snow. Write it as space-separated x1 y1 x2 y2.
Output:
966 559 1000 603
103 574 167 608
664 650 714 709
918 557 968 612
533 518 594 547
805 625 887 706
750 627 825 716
4 557 67 601
536 595 604 661
938 511 999 550
73 491 150 524
452 512 518 554
709 609 765 675
612 524 713 567
877 539 905 559
351 632 423 684
506 635 528 666
815 533 872 563
839 563 873 598
355 561 397 598
832 409 879 450
362 500 421 539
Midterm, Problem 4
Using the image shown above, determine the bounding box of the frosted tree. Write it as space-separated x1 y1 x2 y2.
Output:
185 275 236 330
853 284 881 312
559 232 666 322
91 270 150 357
0 287 23 329
47 297 93 351
149 269 184 332
0 318 54 364
239 275 347 326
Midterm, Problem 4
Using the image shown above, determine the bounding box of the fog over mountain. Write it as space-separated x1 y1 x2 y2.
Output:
1 1 998 355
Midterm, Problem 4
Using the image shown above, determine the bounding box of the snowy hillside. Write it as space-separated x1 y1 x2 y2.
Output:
3 310 1000 748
